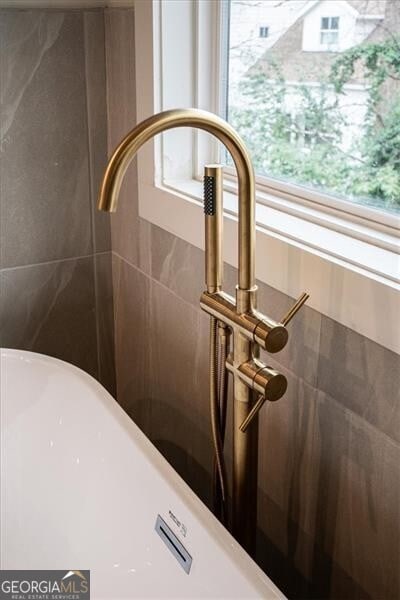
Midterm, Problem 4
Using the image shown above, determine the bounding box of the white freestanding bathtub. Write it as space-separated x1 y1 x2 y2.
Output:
0 348 284 599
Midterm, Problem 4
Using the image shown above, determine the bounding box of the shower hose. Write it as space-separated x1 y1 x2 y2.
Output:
209 316 230 526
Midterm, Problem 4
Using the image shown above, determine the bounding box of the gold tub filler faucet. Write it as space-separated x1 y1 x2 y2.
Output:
98 109 309 553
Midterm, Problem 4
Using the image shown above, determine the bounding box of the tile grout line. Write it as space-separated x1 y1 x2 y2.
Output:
314 304 323 393
112 251 203 315
0 251 111 273
111 252 122 400
83 9 102 383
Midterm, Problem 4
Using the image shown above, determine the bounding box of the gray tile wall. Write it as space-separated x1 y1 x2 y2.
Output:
0 9 115 394
106 9 400 600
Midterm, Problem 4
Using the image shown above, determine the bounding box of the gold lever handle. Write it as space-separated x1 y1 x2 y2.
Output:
239 394 267 432
229 359 287 432
248 292 309 354
281 292 309 327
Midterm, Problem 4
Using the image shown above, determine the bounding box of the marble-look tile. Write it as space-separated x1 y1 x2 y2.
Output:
311 391 400 600
187 307 215 507
255 492 313 600
0 11 92 268
84 10 111 253
94 252 115 396
104 9 136 150
148 277 213 505
112 254 151 434
104 9 151 273
149 227 251 310
257 364 319 582
182 303 236 507
318 316 400 444
112 255 213 508
150 225 206 308
0 257 98 378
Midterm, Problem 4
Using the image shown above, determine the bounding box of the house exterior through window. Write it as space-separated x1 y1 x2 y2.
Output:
227 0 399 216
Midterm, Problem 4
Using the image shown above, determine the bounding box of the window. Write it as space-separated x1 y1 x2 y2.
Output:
320 16 339 46
259 26 269 38
226 0 400 217
134 0 400 355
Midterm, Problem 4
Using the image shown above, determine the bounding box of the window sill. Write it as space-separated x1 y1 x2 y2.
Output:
138 174 400 355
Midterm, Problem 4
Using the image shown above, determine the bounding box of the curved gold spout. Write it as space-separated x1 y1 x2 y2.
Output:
98 108 255 291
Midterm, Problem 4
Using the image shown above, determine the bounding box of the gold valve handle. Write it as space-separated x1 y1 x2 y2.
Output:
281 292 309 327
235 361 287 432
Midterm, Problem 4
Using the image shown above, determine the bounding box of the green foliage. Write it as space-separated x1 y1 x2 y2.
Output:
351 164 400 205
367 100 400 169
330 37 400 111
230 38 400 210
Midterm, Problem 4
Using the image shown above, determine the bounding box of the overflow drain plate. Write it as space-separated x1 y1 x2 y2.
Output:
155 514 192 574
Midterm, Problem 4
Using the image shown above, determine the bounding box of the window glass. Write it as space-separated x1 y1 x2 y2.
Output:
226 0 400 214
330 17 339 29
321 16 330 29
321 30 339 45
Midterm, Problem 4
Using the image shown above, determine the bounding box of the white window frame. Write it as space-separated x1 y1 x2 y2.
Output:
320 15 339 46
134 0 400 354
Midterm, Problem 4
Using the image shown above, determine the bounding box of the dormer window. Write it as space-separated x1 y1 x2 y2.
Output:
259 26 269 38
320 16 339 46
